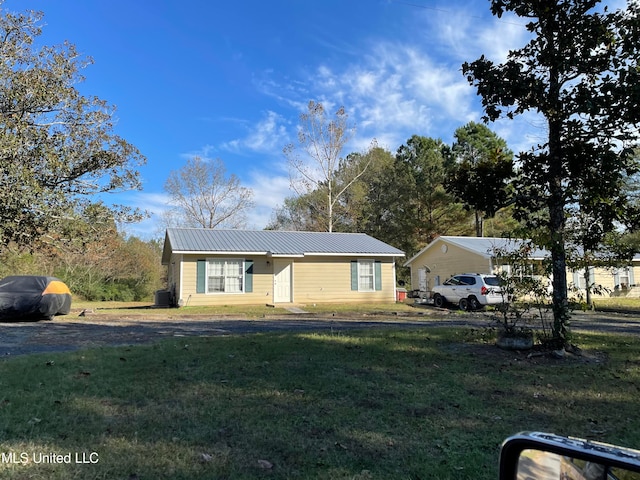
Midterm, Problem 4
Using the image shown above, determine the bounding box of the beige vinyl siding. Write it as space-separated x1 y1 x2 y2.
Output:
409 239 492 292
404 237 640 299
571 265 638 298
178 255 273 306
293 256 395 304
597 267 617 295
167 253 182 301
177 254 396 306
587 267 616 294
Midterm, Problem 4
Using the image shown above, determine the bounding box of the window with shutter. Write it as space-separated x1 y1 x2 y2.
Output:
199 259 246 294
350 260 382 292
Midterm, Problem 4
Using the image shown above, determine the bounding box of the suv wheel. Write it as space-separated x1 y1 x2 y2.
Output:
433 294 445 308
458 298 468 311
467 296 481 311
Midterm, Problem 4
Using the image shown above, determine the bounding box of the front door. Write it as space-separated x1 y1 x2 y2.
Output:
418 268 427 292
274 260 292 303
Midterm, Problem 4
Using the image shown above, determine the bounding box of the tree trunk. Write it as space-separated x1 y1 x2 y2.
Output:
327 190 333 232
548 114 571 345
544 47 571 346
475 210 483 237
584 268 592 309
549 199 570 343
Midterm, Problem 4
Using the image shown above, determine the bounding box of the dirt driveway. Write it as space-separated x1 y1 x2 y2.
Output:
0 315 462 357
0 311 638 358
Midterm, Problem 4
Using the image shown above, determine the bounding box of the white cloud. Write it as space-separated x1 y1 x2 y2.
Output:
245 111 289 152
244 171 292 229
477 20 530 63
221 110 289 154
118 191 172 240
291 42 477 150
158 3 559 235
252 71 309 111
420 3 530 65
121 170 293 236
180 144 219 161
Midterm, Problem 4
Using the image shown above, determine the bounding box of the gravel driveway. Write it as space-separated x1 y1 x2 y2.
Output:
0 311 638 358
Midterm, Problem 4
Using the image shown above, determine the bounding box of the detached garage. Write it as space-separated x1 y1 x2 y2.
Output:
161 228 404 306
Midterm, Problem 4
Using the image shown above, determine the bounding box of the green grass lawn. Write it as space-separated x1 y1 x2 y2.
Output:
0 327 638 479
592 297 640 311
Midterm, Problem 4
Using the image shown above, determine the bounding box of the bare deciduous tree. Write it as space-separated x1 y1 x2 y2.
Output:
163 156 254 229
284 101 371 232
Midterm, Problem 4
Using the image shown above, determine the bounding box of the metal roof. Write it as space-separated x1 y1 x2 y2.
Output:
443 236 549 259
163 228 404 263
404 236 549 266
405 236 640 267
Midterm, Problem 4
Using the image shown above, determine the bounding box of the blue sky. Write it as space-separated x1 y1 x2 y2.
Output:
9 0 622 238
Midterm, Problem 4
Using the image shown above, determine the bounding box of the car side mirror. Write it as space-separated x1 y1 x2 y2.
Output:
500 432 640 479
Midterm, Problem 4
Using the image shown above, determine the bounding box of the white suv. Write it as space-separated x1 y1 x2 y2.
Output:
431 273 504 310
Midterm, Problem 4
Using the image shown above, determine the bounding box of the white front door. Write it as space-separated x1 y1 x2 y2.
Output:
418 268 427 292
274 260 292 303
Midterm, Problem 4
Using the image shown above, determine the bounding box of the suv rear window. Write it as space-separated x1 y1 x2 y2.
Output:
484 276 502 286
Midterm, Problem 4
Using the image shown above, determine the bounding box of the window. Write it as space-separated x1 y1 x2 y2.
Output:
576 270 587 290
207 259 244 293
572 268 595 290
497 264 511 276
484 276 502 287
358 260 375 291
616 267 631 290
351 260 382 292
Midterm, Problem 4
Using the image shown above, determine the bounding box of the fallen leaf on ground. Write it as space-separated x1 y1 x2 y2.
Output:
199 453 213 463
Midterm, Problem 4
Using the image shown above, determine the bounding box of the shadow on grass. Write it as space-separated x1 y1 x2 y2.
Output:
0 329 638 479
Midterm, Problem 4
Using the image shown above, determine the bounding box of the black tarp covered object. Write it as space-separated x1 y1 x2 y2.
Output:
0 276 72 321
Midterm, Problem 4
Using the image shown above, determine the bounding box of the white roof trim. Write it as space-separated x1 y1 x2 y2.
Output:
171 250 401 258
441 236 494 259
171 250 268 257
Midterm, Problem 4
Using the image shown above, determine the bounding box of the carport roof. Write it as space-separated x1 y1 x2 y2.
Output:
162 228 404 264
